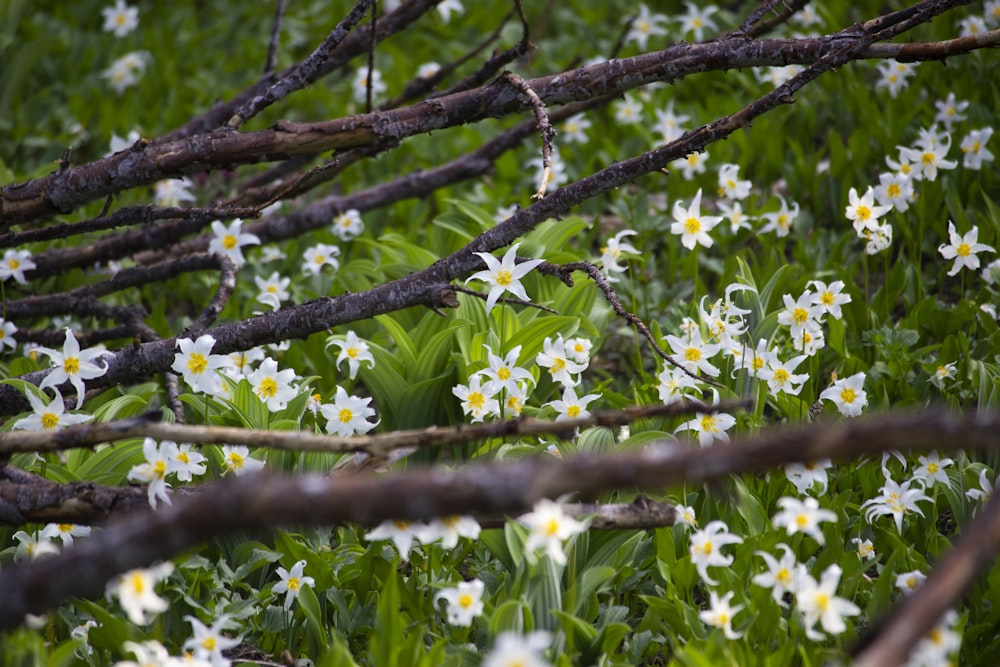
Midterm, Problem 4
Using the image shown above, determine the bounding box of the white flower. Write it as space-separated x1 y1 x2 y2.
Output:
862 476 932 533
672 150 709 179
852 537 877 561
795 565 860 641
528 146 567 191
599 230 640 281
545 386 600 421
520 498 589 565
183 615 241 667
367 519 424 559
332 209 364 241
320 386 378 436
958 14 987 37
247 358 298 412
416 61 441 79
154 177 195 207
657 365 701 404
967 468 994 505
273 560 315 609
483 632 552 667
912 450 954 488
453 375 501 423
35 329 111 408
473 345 534 395
874 171 915 213
654 102 690 143
436 0 464 22
785 460 832 496
12 530 59 562
939 221 995 276
102 51 148 94
108 129 140 155
899 136 957 182
759 353 809 397
677 410 736 447
808 280 852 320
700 590 744 640
435 579 485 627
934 92 969 130
329 330 376 380
895 569 926 595
222 347 266 379
171 443 207 482
467 243 544 314
13 388 93 430
771 496 837 544
302 243 341 275
778 291 823 341
127 438 184 508
1 249 36 284
678 1 719 41
845 186 891 235
208 219 260 268
614 95 644 125
626 3 669 50
671 188 722 250
352 67 386 104
254 272 290 310
875 59 916 98
560 114 592 144
536 335 588 387
40 522 92 547
689 520 743 585
102 0 138 37
676 504 698 529
819 372 868 417
718 200 752 233
665 330 721 377
563 337 593 365
418 515 481 548
220 445 265 476
759 195 800 238
171 334 227 394
752 543 801 606
108 562 174 626
960 127 995 170
717 163 751 200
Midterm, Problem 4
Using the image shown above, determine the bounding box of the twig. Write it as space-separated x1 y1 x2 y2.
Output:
451 284 558 314
263 0 288 77
501 71 554 199
0 400 750 457
365 0 377 113
0 408 998 630
852 477 1000 667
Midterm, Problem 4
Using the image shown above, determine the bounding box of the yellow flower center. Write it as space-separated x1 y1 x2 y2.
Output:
815 592 829 612
41 412 59 429
458 593 474 608
856 205 871 221
921 152 935 166
497 367 511 380
927 462 939 474
257 377 278 399
153 460 166 479
685 217 701 235
228 452 245 469
288 577 300 591
392 520 410 530
545 518 560 537
887 183 901 198
222 234 238 250
346 347 358 358
699 540 713 556
773 369 789 385
840 388 856 404
467 392 485 410
339 408 354 423
821 292 835 305
8 258 20 270
776 568 791 586
58 523 74 533
795 513 808 528
314 254 326 264
700 415 717 432
636 19 651 33
202 637 216 651
550 358 566 373
187 352 208 375
64 357 80 375
792 307 809 325
130 573 145 594
692 18 703 28
685 347 701 362
495 269 513 287
956 243 971 257
567 405 581 418
178 451 190 464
